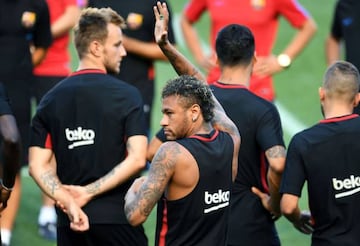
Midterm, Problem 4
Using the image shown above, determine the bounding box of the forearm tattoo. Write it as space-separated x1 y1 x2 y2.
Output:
86 167 116 195
40 170 61 196
266 145 286 158
125 143 180 219
86 140 133 195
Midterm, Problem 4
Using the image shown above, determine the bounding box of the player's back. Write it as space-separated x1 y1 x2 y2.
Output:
36 69 146 226
291 114 360 246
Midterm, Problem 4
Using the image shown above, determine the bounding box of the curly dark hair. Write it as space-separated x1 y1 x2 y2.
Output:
161 75 214 122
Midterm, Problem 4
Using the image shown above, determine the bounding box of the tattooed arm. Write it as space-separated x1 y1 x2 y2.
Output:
250 107 286 217
63 135 147 207
28 146 89 231
266 145 286 216
125 141 179 226
154 2 240 180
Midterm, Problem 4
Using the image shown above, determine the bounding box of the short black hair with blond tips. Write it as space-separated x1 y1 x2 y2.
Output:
161 75 215 122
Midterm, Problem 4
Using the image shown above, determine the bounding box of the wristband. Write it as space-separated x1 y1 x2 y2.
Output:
0 179 13 192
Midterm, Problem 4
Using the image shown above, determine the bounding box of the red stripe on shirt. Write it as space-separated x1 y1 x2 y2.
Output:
158 199 168 246
213 81 248 89
45 133 53 149
260 152 269 194
319 114 358 123
189 129 219 142
70 69 106 76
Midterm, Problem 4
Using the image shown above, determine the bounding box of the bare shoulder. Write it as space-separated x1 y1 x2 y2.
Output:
151 141 196 178
152 141 187 168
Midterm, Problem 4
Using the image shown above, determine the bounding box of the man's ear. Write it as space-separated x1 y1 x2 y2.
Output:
253 54 257 65
89 40 103 57
318 87 325 102
190 104 201 122
214 53 219 66
353 92 360 108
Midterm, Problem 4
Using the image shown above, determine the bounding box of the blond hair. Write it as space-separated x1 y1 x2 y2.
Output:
74 7 126 59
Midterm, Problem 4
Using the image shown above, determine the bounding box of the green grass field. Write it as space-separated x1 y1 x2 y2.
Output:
11 0 336 245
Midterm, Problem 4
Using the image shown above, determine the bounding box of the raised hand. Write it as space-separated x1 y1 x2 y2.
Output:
153 1 169 45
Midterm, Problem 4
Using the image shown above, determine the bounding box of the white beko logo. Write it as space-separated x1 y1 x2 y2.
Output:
204 189 230 214
332 175 360 198
65 127 95 149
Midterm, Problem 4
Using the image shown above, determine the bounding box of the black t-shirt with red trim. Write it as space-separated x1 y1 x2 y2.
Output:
211 81 285 245
281 114 360 246
30 69 146 226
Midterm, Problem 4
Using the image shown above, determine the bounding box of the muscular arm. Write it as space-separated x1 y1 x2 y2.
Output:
265 145 286 215
123 36 171 61
125 141 180 225
28 146 89 231
65 135 147 207
154 2 240 180
211 105 240 181
51 4 80 38
29 147 69 204
281 193 301 223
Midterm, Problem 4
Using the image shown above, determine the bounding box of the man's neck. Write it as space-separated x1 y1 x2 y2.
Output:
218 66 251 86
77 57 106 72
187 122 213 137
323 103 354 119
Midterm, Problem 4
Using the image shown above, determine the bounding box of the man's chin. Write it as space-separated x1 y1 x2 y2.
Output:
165 134 176 141
106 68 120 75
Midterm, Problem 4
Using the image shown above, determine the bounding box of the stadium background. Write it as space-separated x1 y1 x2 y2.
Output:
13 0 337 245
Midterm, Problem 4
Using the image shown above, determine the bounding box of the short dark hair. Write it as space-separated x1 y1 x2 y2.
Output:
161 75 214 122
324 61 360 103
215 24 255 67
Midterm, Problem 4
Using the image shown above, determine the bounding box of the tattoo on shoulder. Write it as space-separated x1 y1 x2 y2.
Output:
266 145 286 158
126 142 181 218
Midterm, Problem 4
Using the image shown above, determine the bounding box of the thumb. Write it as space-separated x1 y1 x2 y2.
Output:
251 186 265 198
71 209 79 224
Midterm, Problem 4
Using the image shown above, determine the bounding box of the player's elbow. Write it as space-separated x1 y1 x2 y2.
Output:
270 161 285 175
304 18 318 38
280 197 297 217
129 154 147 173
125 210 147 227
136 157 147 171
